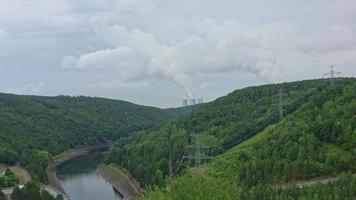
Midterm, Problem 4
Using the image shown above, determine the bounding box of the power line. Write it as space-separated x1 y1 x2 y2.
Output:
324 65 342 86
182 135 211 168
211 86 319 156
278 89 284 121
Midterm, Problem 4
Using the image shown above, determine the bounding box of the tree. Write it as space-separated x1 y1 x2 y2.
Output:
0 190 6 200
0 169 19 188
11 181 42 200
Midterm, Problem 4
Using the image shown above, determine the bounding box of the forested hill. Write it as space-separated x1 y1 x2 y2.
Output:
164 103 206 117
137 78 356 200
106 78 355 187
0 94 175 181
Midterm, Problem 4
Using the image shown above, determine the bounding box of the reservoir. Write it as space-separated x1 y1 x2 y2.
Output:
56 152 124 200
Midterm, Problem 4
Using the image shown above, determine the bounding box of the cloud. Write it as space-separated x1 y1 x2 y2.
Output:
64 0 117 13
62 17 281 96
87 79 148 89
3 0 356 106
297 25 356 54
0 27 8 38
62 47 133 70
24 82 45 92
5 82 45 94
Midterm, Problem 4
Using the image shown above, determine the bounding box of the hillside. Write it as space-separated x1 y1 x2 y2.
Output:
135 78 356 200
0 94 174 181
105 78 355 187
164 104 206 117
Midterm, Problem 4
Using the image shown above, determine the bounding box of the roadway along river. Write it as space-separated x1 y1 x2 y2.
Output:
56 152 124 200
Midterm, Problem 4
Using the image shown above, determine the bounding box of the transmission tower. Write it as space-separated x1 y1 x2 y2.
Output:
324 65 342 86
278 89 284 121
182 135 211 168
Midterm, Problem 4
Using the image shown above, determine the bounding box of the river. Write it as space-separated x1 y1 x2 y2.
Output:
56 152 125 200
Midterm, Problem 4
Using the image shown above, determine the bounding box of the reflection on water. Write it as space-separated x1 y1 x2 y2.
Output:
57 152 123 200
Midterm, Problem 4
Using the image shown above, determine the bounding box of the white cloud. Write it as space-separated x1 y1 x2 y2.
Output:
87 79 148 89
63 17 282 97
0 27 8 38
5 82 45 94
24 82 45 92
298 25 356 54
62 47 133 70
2 0 356 106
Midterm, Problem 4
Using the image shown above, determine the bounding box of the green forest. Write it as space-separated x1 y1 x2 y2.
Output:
104 78 356 199
1 78 355 200
0 169 19 188
105 78 353 186
136 173 356 200
10 181 64 200
0 94 175 182
164 104 205 117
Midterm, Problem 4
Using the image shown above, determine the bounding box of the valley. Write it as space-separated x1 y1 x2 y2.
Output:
2 1 355 199
1 78 355 200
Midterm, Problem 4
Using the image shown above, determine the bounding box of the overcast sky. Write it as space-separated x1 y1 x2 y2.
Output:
1 0 355 107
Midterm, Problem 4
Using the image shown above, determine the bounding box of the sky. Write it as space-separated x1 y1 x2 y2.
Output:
0 0 355 108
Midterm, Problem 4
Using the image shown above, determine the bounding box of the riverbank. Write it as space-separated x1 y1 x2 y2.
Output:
98 164 143 199
47 144 109 193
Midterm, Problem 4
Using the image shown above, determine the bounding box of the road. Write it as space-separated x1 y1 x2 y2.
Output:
277 173 356 189
98 164 142 199
41 184 71 200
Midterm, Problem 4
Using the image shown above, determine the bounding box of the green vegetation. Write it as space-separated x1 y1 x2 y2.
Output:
272 174 356 200
0 169 19 188
137 173 356 200
164 103 206 117
1 78 355 200
105 78 353 186
11 180 63 200
208 80 355 184
0 191 5 200
135 78 356 199
0 94 175 182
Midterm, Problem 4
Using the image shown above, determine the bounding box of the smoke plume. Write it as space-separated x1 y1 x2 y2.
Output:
62 17 281 96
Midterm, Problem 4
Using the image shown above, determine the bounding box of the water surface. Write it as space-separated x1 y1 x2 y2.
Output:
57 152 123 200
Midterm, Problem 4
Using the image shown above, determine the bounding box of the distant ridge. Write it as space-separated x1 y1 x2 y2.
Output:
0 93 175 182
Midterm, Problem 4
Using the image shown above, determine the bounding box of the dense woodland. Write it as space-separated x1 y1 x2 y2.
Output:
0 94 175 181
164 104 205 117
136 173 356 200
0 78 355 200
10 181 64 200
209 81 355 184
0 191 4 200
133 78 356 199
105 79 354 186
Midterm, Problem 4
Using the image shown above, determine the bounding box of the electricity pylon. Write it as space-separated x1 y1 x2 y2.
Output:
324 65 342 86
278 89 285 121
183 135 211 167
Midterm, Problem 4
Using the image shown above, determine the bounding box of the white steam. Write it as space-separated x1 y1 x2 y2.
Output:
62 17 281 96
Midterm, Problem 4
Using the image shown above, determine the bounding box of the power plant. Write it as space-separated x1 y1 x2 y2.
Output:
182 99 188 106
189 99 196 105
198 98 203 104
182 98 203 106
